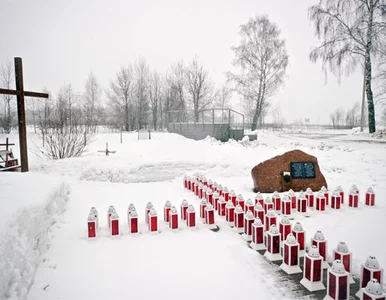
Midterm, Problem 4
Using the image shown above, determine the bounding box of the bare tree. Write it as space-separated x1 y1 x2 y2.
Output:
308 0 386 133
106 65 134 131
83 72 101 132
227 15 289 131
271 104 285 129
133 58 150 129
0 62 15 133
27 98 44 133
185 57 214 122
149 71 163 131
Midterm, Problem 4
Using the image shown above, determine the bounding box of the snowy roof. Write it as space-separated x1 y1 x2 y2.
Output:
308 246 320 258
253 218 263 226
285 234 297 245
255 203 263 210
246 199 254 206
269 224 279 234
280 216 290 225
331 260 346 274
313 230 325 241
366 279 384 295
267 209 276 217
226 200 234 207
293 222 304 232
365 256 380 269
255 192 264 199
245 210 254 219
336 241 349 253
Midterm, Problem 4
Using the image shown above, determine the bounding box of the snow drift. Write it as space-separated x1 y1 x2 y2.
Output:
0 183 70 300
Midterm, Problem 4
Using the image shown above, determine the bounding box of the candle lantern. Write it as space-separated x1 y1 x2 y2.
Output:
213 191 220 210
250 218 265 251
255 192 264 206
243 210 254 241
212 181 218 192
107 205 116 228
360 278 386 300
348 188 359 208
205 203 217 230
202 185 208 201
332 241 354 284
300 245 326 292
148 208 158 233
198 183 204 199
202 176 208 186
331 190 341 209
191 178 196 193
292 222 306 257
87 212 97 238
230 190 237 206
110 212 119 236
264 224 282 261
206 188 213 206
234 205 244 233
245 198 255 214
218 196 226 216
129 210 138 234
288 189 297 209
183 174 187 189
90 207 98 228
218 184 224 196
194 180 199 197
281 195 292 217
208 179 213 190
306 188 314 208
321 186 329 205
312 230 330 269
127 204 136 223
223 187 230 202
181 199 189 220
169 206 179 229
164 201 172 222
356 256 384 298
236 194 245 211
279 216 292 242
324 260 350 300
272 191 281 213
254 203 265 224
186 205 196 227
335 185 344 204
280 233 302 274
316 192 326 211
265 208 277 232
297 192 307 214
200 198 207 222
225 200 235 226
145 202 153 224
366 187 375 206
350 184 359 194
264 197 274 214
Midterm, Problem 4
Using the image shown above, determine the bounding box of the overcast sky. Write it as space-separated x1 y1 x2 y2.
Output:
0 0 371 124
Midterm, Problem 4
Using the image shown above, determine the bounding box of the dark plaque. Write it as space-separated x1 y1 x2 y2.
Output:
290 162 316 179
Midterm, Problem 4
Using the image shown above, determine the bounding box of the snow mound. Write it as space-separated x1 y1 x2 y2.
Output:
372 129 386 139
0 183 70 300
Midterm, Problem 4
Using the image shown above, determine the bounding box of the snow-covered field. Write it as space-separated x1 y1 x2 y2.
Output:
1 128 385 300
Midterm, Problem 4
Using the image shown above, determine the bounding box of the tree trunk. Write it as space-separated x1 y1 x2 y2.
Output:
124 102 129 131
365 0 376 134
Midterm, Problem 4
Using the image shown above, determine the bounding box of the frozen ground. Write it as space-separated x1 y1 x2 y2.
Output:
0 128 385 300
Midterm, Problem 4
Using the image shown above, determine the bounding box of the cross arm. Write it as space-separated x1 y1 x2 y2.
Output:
0 88 49 99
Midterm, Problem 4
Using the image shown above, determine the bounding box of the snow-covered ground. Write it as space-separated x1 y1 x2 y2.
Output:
1 128 385 300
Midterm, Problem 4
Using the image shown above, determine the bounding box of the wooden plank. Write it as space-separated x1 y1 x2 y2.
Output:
0 89 49 98
0 165 21 171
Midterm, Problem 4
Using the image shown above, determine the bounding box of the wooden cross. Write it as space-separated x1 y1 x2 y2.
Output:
98 143 116 156
0 137 15 152
0 57 49 172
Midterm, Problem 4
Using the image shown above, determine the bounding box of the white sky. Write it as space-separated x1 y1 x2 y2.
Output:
0 0 371 124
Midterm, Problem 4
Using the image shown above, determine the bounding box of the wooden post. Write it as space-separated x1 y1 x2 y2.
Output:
14 58 28 172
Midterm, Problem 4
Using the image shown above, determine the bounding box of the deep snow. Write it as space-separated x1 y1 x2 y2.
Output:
1 128 385 300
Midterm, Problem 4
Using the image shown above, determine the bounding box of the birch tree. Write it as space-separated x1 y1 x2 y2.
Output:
308 0 386 133
227 15 289 131
83 72 101 132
